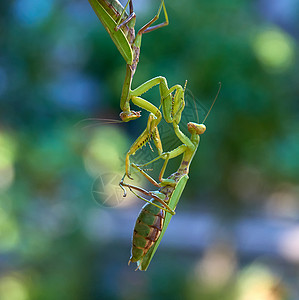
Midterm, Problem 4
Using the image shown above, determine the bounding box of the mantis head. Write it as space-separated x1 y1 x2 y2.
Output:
187 122 206 135
119 110 141 122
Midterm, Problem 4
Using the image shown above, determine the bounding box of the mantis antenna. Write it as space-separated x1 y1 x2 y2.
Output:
202 82 221 124
74 118 123 130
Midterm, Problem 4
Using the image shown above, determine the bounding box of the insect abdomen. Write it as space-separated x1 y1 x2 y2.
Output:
130 200 165 263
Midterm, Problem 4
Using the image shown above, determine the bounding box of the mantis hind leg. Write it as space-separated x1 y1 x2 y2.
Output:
132 144 188 185
119 176 175 215
138 0 169 35
117 0 168 34
131 163 160 187
115 0 135 30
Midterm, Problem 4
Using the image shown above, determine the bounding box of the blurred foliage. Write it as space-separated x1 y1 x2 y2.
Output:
0 0 299 299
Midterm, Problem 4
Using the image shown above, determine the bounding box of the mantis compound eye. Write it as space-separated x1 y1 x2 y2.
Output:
187 122 206 135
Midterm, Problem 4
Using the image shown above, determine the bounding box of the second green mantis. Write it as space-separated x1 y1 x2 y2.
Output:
88 0 168 121
120 119 206 270
120 85 220 270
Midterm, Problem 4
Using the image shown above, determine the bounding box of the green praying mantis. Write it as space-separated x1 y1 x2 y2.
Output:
88 0 220 270
120 85 220 270
89 0 189 177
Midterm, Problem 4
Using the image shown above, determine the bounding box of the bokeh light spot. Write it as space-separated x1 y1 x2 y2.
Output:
0 132 16 191
279 226 299 263
0 276 28 300
194 244 236 289
0 208 19 251
84 126 129 177
252 28 295 72
237 263 283 300
14 0 52 26
0 67 8 97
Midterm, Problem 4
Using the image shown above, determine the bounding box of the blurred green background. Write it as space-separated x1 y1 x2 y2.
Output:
1 0 299 299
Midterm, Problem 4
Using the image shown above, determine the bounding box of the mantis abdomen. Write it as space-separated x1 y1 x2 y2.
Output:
129 199 165 263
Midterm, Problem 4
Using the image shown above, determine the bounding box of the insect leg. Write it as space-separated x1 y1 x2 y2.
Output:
138 0 169 35
115 1 135 30
119 177 175 214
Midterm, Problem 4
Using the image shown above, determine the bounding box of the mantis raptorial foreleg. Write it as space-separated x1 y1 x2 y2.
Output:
129 77 186 124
